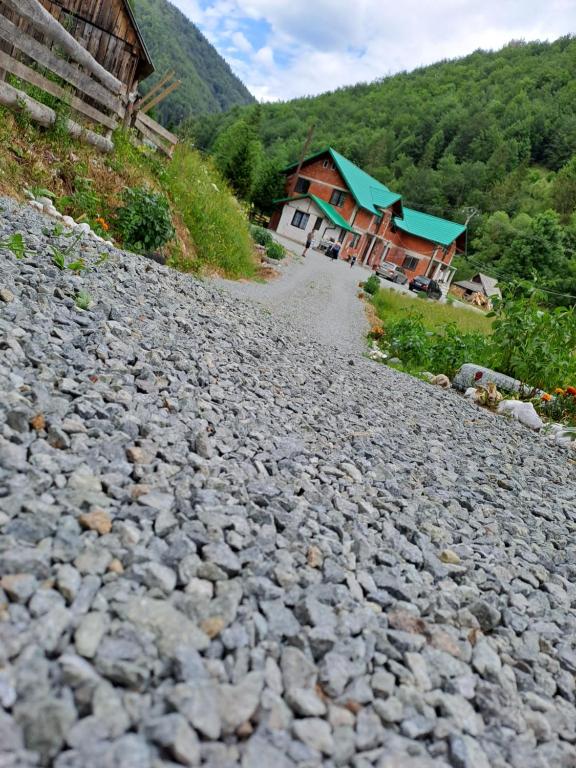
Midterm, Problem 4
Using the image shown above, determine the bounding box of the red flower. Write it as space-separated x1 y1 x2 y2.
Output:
566 386 576 396
474 371 483 382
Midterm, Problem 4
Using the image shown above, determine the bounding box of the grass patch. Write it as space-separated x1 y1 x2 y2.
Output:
0 110 255 278
164 145 256 279
372 287 493 335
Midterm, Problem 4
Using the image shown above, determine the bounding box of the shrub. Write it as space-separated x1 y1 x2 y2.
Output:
488 286 576 390
164 146 256 279
115 186 175 253
251 225 273 247
266 241 285 260
383 316 492 378
363 275 380 295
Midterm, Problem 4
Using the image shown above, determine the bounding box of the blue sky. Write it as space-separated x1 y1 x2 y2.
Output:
170 0 576 102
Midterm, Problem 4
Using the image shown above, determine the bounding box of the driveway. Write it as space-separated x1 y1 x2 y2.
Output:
217 245 370 356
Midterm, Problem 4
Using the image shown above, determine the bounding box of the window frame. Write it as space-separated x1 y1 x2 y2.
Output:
330 189 347 208
402 255 419 271
349 233 361 248
291 210 310 230
295 177 310 194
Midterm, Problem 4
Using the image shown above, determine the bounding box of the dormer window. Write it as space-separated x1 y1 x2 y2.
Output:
330 190 347 208
295 177 310 194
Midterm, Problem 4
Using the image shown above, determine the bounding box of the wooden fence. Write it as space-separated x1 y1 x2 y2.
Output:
0 0 178 155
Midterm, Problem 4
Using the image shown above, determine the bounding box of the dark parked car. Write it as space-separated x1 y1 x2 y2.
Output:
409 275 442 300
376 262 408 285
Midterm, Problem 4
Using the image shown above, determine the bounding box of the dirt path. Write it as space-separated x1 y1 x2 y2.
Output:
217 246 370 356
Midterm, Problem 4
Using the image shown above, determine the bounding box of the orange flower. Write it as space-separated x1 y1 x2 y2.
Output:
95 217 109 231
541 393 552 402
566 386 576 396
555 388 566 396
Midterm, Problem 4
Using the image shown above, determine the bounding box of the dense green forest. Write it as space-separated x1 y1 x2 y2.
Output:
183 37 576 301
133 0 254 126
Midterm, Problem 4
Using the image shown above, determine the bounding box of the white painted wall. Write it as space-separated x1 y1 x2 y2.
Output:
276 200 318 244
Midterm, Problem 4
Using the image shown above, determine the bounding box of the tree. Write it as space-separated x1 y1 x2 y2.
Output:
251 158 284 214
501 210 567 281
212 119 263 200
552 156 576 217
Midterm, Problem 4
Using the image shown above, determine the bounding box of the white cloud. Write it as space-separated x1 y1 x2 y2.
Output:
231 30 253 53
169 0 576 101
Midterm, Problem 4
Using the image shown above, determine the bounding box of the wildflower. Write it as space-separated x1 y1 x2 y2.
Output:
541 393 553 402
567 386 576 396
95 217 109 231
555 388 566 396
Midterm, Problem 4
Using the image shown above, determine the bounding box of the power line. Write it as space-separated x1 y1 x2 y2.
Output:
460 255 576 301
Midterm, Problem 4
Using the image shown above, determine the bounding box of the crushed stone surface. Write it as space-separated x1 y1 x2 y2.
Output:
1 196 576 768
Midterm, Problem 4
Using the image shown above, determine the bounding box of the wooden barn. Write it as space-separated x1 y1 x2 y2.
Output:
0 0 154 91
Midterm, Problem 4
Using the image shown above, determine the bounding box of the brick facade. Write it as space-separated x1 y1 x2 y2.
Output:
271 150 461 287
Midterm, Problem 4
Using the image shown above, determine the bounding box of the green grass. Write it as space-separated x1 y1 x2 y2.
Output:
372 288 493 335
164 145 256 279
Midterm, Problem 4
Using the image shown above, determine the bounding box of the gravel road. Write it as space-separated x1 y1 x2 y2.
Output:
2 196 576 768
218 247 369 356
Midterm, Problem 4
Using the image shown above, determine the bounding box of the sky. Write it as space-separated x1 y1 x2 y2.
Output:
169 0 576 102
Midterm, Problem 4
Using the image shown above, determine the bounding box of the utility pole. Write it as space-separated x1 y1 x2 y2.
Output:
461 207 480 260
289 123 315 197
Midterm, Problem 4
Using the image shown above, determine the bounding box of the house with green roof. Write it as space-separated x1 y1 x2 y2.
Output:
269 147 467 289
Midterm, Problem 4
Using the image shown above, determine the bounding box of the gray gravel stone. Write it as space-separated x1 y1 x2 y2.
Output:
2 197 576 767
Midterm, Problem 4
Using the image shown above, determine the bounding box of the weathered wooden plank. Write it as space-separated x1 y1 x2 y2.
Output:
1 0 123 93
0 77 113 152
137 110 178 145
0 47 117 129
136 70 175 109
134 115 171 156
0 13 124 114
140 79 181 114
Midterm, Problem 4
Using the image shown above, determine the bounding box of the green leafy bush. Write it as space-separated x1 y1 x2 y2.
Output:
363 275 380 295
383 316 492 378
251 225 273 247
265 240 285 260
488 286 576 390
115 186 175 253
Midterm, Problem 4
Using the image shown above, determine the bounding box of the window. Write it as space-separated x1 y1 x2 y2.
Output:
291 210 310 229
313 217 323 231
338 229 346 243
330 190 347 207
402 255 419 270
349 233 361 248
295 177 310 194
323 159 330 168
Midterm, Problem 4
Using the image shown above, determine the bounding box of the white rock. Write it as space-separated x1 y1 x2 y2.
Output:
62 216 76 228
29 201 43 211
497 400 543 430
76 223 92 233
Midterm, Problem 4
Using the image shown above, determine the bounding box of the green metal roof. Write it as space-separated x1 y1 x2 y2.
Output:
329 149 402 215
309 194 356 232
393 207 467 247
285 147 402 216
273 193 357 232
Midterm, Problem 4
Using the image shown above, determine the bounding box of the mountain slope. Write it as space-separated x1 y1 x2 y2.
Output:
133 0 254 127
188 37 576 222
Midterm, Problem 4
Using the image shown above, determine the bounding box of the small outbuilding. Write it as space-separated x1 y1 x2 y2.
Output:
452 273 501 301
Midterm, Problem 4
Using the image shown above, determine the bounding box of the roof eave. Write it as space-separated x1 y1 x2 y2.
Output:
122 0 155 79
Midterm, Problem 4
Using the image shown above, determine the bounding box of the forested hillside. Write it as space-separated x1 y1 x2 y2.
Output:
133 0 254 127
184 37 576 299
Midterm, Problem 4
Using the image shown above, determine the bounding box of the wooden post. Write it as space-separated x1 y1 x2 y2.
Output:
289 123 315 198
140 80 181 114
135 70 175 111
